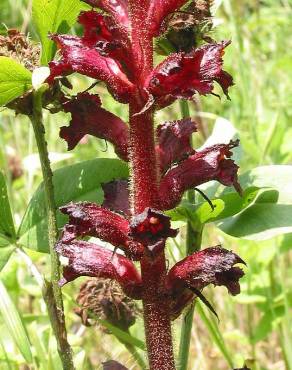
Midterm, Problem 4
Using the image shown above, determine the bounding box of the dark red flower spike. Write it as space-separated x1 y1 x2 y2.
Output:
60 92 129 160
156 118 197 172
159 140 241 210
146 41 233 106
56 240 142 299
165 246 245 296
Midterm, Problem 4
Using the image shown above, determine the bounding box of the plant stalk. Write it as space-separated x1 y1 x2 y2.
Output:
128 7 175 368
30 84 75 370
178 100 203 370
123 342 146 369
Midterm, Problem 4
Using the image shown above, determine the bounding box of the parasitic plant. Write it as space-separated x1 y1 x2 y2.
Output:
44 0 245 368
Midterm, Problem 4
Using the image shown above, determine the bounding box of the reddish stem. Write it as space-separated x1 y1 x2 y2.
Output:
129 3 176 369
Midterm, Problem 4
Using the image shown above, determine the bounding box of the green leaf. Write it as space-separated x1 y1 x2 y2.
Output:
0 57 32 106
0 281 33 363
167 187 269 226
0 246 15 272
0 171 16 240
32 0 89 65
229 165 292 204
214 165 292 239
0 172 16 271
18 158 128 253
218 203 292 240
98 319 145 350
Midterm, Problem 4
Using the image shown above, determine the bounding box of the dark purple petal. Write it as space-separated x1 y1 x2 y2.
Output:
156 118 197 172
60 92 129 160
130 208 178 252
166 246 245 296
146 41 233 104
102 180 130 215
159 140 241 210
56 240 142 298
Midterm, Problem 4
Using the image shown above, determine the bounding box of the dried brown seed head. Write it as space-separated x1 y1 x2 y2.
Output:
75 278 139 332
0 29 40 71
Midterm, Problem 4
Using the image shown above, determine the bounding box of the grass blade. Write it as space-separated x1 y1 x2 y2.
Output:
0 281 33 364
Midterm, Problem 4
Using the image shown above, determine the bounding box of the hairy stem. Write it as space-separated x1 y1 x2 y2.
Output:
30 85 75 370
178 100 203 370
129 6 175 368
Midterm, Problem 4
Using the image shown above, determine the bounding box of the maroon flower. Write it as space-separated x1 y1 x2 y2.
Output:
156 118 197 172
60 92 129 160
166 247 245 295
130 208 178 253
48 10 134 103
146 41 233 105
159 140 241 210
56 240 142 298
59 202 145 260
60 202 130 246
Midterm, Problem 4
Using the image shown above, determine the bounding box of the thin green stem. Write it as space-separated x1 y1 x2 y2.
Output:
123 342 146 369
196 302 233 368
178 100 203 370
29 84 75 370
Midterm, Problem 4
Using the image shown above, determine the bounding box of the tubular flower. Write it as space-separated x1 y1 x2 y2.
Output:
166 247 245 315
156 118 197 172
48 10 135 103
59 202 144 260
147 0 189 36
56 240 142 298
159 140 241 210
60 92 129 160
146 41 233 106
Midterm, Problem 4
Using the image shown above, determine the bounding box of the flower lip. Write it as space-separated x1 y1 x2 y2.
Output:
165 246 246 296
146 41 233 106
130 208 178 247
